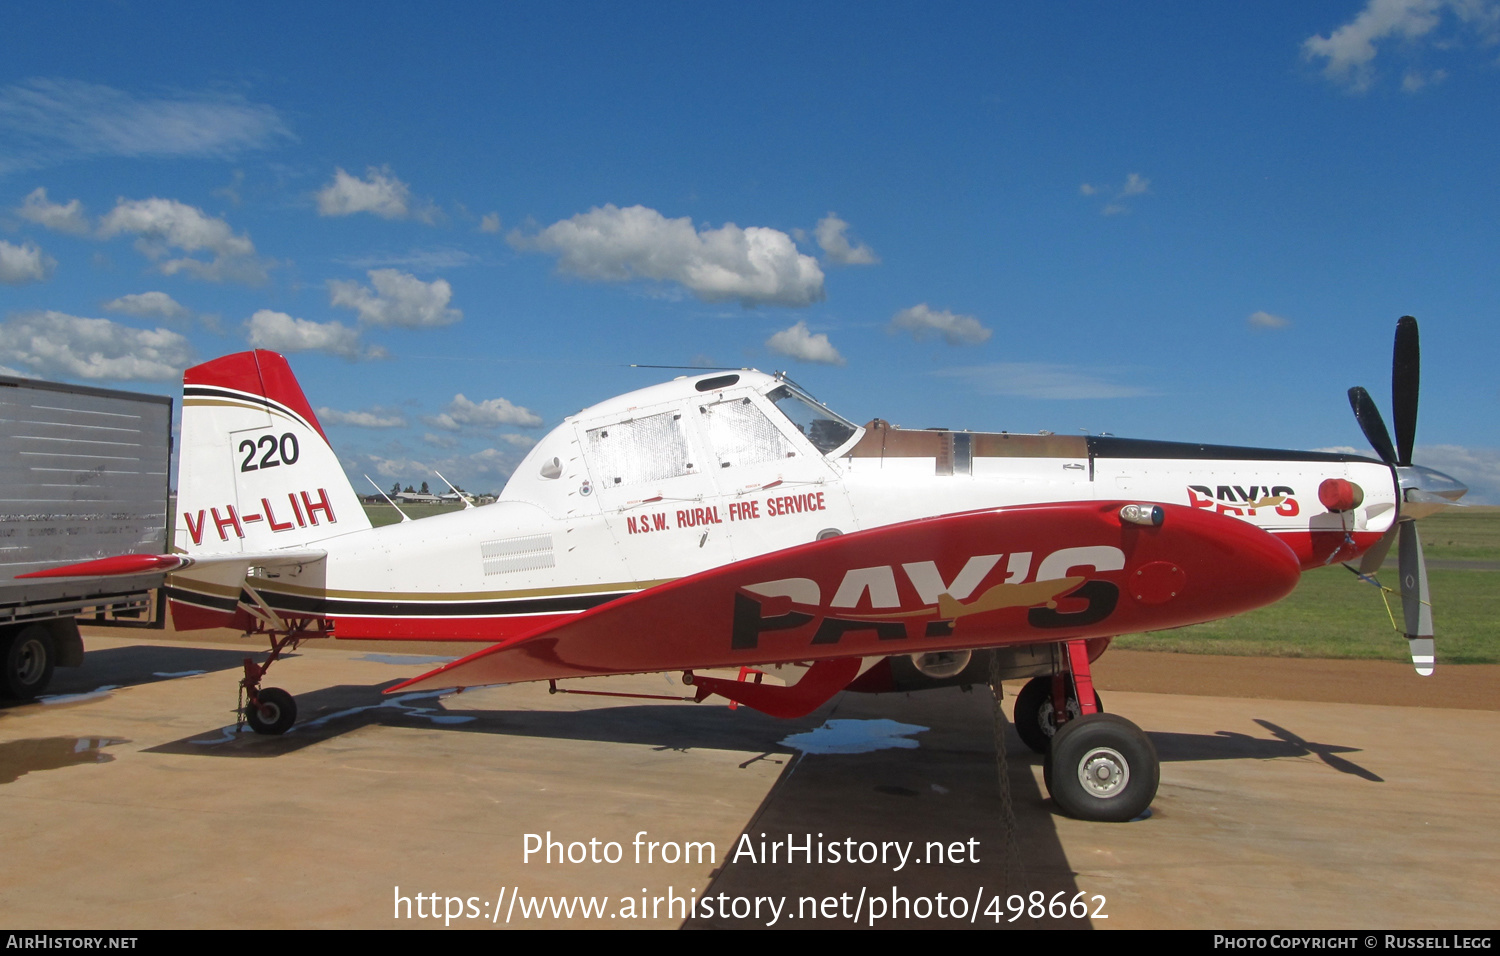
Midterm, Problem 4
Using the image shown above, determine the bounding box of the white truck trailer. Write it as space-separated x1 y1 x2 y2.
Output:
0 374 173 698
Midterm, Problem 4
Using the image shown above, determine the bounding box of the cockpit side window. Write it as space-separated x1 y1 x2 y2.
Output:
584 410 693 487
766 385 858 455
701 397 794 467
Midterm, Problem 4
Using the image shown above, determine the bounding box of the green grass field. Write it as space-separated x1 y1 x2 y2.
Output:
1414 506 1500 562
363 502 465 527
362 503 1498 664
1117 506 1499 665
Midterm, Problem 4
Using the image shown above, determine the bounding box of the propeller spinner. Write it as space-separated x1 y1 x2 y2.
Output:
1345 316 1467 676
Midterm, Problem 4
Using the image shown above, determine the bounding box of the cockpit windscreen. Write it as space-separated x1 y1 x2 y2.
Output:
766 385 858 455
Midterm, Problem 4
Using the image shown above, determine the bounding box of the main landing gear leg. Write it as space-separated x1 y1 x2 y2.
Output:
1012 645 1105 755
1040 639 1159 823
237 619 330 736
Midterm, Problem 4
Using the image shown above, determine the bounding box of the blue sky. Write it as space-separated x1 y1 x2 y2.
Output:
2 2 1497 500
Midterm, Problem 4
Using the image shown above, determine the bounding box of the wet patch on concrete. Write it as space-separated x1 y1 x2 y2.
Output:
0 736 128 784
780 719 928 755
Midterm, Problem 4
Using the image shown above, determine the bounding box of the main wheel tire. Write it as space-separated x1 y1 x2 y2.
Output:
0 624 56 699
1013 675 1104 755
1045 713 1157 822
245 687 297 735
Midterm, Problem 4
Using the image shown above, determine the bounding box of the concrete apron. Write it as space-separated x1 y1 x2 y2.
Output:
1 635 1495 930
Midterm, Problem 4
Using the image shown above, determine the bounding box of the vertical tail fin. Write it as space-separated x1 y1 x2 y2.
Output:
177 350 371 553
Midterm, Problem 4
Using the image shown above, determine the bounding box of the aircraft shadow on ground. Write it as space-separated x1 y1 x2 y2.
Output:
1149 721 1383 782
144 680 825 757
0 645 255 717
141 679 1383 785
686 692 1091 929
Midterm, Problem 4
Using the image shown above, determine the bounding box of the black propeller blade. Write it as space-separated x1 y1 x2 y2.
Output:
1347 385 1398 465
1391 315 1420 466
1345 315 1445 676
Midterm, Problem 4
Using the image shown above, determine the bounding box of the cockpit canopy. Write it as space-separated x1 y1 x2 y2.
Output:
765 382 858 454
502 369 863 511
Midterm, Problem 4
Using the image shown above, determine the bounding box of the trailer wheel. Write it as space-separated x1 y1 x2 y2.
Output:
246 687 297 735
1 624 56 699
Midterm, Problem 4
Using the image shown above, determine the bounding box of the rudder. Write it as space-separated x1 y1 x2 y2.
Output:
177 350 371 553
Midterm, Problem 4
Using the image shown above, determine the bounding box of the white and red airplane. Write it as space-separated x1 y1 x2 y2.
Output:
25 317 1465 821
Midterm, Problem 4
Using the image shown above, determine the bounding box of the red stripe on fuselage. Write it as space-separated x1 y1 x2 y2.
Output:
326 613 575 642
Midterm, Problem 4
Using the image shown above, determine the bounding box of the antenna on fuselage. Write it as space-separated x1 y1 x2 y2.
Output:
365 475 412 522
434 470 474 510
629 364 748 371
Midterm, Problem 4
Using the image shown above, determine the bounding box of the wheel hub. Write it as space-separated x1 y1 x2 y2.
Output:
1037 697 1082 739
16 639 45 684
1077 746 1130 798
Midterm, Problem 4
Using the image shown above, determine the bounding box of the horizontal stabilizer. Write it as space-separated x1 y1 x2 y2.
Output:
19 549 326 582
18 554 187 579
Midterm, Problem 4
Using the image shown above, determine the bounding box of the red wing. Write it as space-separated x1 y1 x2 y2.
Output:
389 501 1300 694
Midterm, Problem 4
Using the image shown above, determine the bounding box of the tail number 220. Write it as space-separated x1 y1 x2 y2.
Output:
239 432 301 472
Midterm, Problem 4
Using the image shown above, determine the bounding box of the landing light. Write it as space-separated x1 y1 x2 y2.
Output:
1119 504 1164 527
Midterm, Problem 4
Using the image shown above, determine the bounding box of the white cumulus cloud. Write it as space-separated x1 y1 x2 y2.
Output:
328 269 461 328
1303 0 1500 92
0 79 291 174
511 204 825 307
0 240 55 284
814 213 879 266
16 187 90 234
1120 173 1151 197
98 197 268 283
766 321 845 366
890 304 991 346
1248 310 1292 329
427 394 543 430
0 311 193 380
244 309 384 361
478 213 501 234
104 291 191 322
1084 173 1154 216
316 407 407 428
315 166 438 223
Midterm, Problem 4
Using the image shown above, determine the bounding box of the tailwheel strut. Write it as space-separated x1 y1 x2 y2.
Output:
237 617 332 736
1038 639 1158 822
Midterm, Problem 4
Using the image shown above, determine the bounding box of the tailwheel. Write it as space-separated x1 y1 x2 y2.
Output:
245 687 297 735
1013 674 1103 755
1043 713 1157 822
